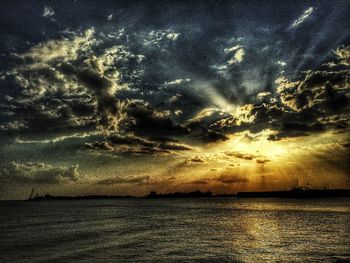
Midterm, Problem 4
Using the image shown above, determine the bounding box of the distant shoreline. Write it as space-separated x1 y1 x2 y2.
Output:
25 189 350 201
27 191 237 201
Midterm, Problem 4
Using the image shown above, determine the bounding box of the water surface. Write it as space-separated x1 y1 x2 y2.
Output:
0 198 349 263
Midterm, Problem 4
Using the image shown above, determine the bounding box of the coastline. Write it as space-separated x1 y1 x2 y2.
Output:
26 189 350 201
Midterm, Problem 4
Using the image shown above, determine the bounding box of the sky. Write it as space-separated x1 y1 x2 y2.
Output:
0 0 349 199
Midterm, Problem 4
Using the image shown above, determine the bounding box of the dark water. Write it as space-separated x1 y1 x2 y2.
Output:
0 198 349 263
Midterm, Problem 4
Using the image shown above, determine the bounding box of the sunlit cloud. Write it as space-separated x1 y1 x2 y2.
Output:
291 7 314 28
42 6 55 18
226 45 245 64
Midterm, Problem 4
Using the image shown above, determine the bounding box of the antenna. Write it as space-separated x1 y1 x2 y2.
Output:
28 187 34 200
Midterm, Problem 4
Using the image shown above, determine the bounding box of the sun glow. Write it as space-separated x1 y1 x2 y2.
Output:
208 130 289 159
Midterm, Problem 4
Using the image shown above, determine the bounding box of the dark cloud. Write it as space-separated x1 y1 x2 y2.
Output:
0 162 80 185
125 101 189 137
224 151 258 161
187 156 205 163
85 134 193 155
96 175 150 185
256 158 271 164
215 173 249 184
158 143 193 151
342 142 350 148
192 172 249 185
191 179 209 185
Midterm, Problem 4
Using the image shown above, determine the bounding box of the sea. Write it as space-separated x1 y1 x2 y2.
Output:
0 198 349 263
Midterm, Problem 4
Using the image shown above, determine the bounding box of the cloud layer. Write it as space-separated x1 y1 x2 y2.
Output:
0 1 349 198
